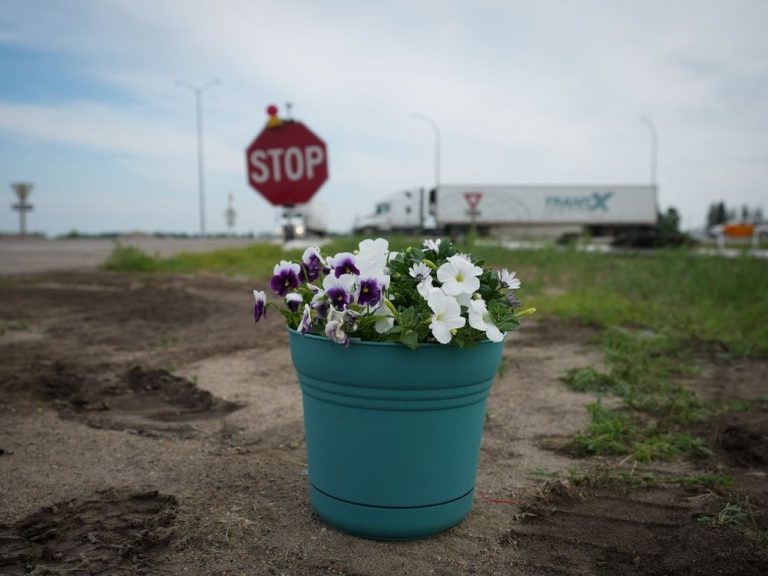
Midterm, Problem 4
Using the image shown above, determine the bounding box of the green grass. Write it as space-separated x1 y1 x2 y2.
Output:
101 238 768 355
0 320 31 335
569 401 712 462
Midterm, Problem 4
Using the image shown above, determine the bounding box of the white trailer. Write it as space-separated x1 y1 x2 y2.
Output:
355 184 657 238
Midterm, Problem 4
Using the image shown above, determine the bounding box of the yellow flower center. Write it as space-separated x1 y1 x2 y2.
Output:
456 273 464 282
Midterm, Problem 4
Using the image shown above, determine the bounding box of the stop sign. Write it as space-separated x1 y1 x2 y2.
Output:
245 120 329 206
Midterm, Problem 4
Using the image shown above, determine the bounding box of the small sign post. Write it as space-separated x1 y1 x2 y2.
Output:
11 183 34 236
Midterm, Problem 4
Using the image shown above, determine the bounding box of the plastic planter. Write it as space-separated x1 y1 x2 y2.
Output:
288 329 504 540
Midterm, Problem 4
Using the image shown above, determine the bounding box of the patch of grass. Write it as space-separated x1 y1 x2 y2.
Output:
101 239 768 355
0 320 30 334
678 471 734 491
563 328 716 463
102 243 159 272
570 401 712 462
464 245 768 356
566 466 659 489
698 501 750 528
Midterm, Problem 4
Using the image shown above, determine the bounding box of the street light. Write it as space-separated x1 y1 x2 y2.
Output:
410 113 441 232
409 113 441 191
176 78 220 236
640 116 658 187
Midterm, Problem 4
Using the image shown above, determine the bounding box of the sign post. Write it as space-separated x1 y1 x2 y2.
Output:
245 105 328 240
11 183 34 236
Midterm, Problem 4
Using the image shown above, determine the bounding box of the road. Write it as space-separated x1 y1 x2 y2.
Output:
0 237 259 275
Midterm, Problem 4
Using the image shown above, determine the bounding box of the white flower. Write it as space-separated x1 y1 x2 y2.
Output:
498 268 521 290
468 299 504 342
423 238 441 252
357 238 389 273
417 275 436 299
427 289 466 344
436 254 483 296
455 292 472 308
409 262 431 281
373 303 395 334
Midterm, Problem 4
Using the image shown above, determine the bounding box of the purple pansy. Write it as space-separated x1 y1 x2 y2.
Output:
300 246 324 282
324 310 350 346
285 292 303 312
356 273 388 308
328 252 360 278
323 273 356 311
299 304 312 335
253 290 267 323
311 291 330 321
270 261 301 296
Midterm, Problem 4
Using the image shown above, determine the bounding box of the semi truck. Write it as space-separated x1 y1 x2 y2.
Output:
276 201 328 239
353 184 658 239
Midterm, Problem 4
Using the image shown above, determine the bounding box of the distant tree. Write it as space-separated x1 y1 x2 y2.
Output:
658 207 681 235
741 204 750 223
716 202 727 225
755 207 765 224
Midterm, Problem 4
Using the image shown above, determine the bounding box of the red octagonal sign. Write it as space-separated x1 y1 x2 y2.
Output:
245 120 328 206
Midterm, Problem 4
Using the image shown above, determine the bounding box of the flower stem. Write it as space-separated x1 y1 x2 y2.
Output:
422 258 438 272
512 307 536 319
384 298 400 321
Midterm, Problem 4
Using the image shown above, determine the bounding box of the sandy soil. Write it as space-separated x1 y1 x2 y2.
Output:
1 271 767 575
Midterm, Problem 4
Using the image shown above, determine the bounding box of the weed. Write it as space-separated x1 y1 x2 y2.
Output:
529 468 560 478
102 243 159 272
698 502 750 528
0 320 30 334
678 471 734 491
570 401 712 462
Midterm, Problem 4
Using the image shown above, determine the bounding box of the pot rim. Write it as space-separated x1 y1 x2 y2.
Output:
287 327 505 348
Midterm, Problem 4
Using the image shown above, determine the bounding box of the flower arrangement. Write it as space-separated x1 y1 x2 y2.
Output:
253 238 534 348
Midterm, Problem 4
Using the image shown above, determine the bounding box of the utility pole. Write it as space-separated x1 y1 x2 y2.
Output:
11 183 34 236
177 78 220 236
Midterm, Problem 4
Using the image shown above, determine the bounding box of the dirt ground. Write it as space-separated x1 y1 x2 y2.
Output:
1 270 767 575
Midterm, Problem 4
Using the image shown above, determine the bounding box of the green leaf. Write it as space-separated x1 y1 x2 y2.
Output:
400 330 419 350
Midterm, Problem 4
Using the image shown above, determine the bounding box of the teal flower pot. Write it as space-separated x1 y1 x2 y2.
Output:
288 329 504 540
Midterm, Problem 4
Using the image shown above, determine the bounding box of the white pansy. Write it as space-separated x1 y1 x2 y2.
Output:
427 289 466 344
468 299 504 342
373 303 395 334
436 254 483 296
498 268 521 290
357 238 389 273
409 262 431 280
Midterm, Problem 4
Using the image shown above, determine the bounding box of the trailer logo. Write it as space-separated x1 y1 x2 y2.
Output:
545 191 613 212
464 192 483 216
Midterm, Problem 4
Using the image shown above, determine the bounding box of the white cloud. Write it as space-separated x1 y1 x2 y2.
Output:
1 0 767 235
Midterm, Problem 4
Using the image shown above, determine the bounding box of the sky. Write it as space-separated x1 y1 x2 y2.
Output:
0 0 766 236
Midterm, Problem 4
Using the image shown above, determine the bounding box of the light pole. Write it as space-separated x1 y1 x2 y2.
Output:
410 113 441 190
410 113 441 232
640 116 658 187
177 78 220 236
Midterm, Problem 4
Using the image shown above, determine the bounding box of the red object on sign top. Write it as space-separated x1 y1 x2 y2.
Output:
245 120 329 206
